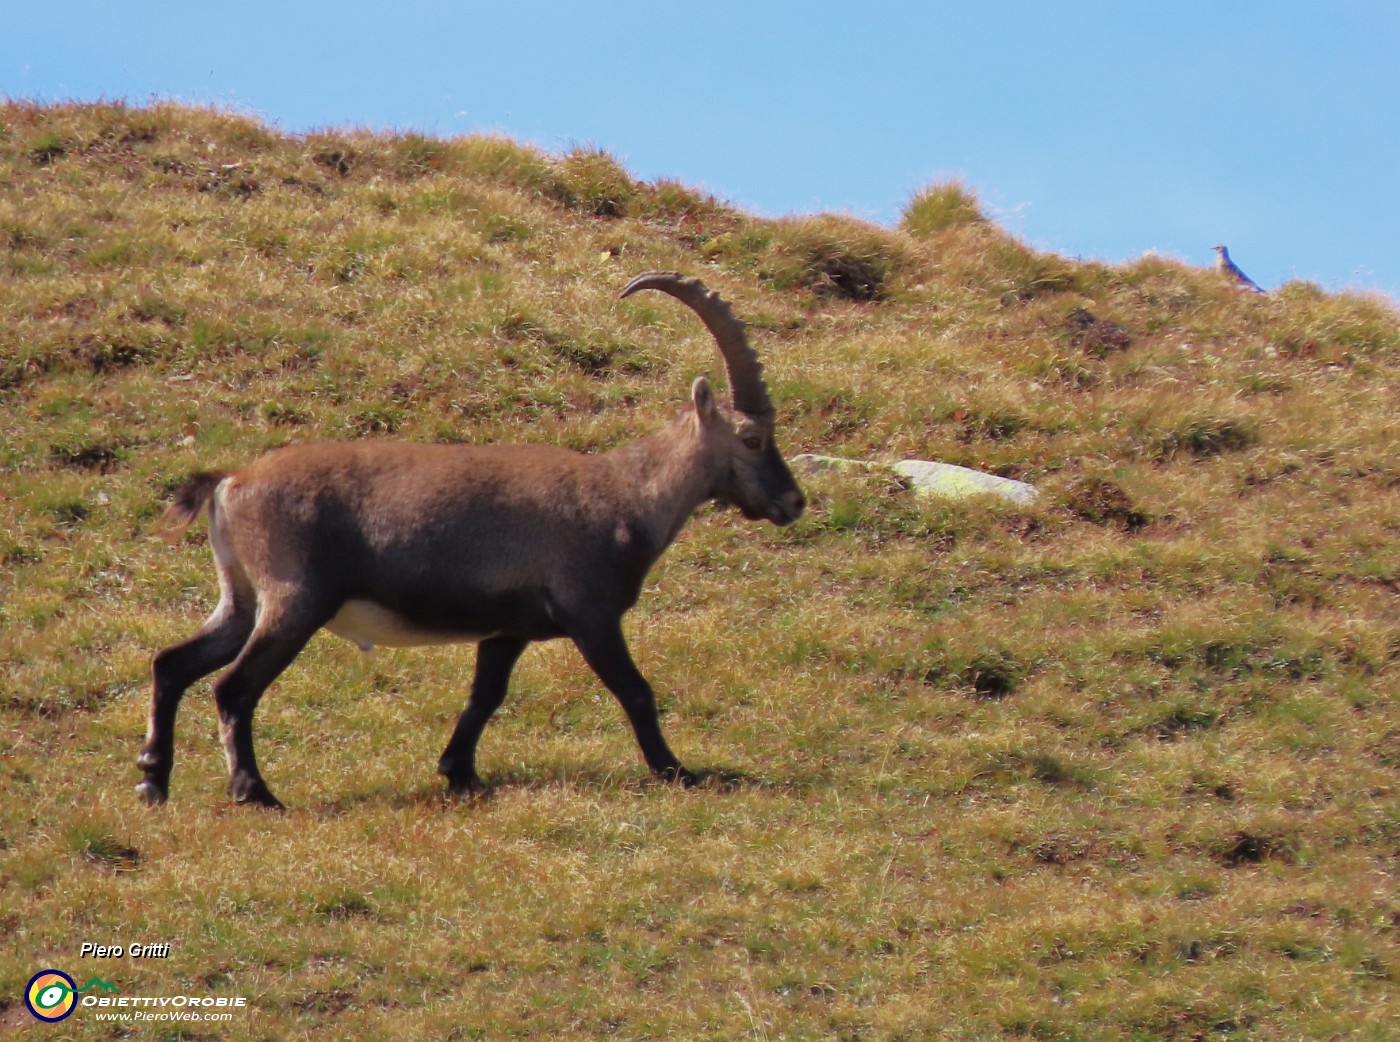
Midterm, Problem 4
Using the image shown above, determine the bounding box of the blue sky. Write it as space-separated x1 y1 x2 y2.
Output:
4 2 1398 301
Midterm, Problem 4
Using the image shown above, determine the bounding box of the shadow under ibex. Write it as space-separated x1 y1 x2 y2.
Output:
302 763 818 815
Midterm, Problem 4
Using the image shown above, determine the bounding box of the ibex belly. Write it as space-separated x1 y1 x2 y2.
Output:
325 599 499 651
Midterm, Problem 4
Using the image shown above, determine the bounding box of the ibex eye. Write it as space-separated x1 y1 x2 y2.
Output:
743 436 762 450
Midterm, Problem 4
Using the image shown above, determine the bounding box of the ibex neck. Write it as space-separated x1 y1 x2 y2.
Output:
605 418 714 552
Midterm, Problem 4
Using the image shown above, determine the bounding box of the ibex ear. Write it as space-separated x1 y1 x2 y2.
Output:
691 376 719 422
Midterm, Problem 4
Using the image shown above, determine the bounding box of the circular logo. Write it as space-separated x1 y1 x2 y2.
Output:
25 970 77 1022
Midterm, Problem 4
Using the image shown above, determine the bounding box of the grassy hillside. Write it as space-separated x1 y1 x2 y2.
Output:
2 101 1398 1040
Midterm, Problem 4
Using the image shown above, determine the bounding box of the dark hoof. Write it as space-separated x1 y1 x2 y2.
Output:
439 753 486 797
443 774 487 799
134 779 168 806
230 778 285 810
656 765 700 788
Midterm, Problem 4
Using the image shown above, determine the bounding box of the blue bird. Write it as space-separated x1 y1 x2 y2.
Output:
1212 245 1265 294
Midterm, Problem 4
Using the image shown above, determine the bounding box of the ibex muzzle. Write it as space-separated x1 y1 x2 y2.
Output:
138 272 804 807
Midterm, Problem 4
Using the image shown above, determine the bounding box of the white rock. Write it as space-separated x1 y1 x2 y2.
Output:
789 454 1039 506
891 460 1039 505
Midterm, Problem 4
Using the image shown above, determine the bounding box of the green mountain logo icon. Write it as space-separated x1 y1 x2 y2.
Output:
75 978 120 995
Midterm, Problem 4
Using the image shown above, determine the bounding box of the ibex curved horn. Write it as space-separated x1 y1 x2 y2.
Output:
620 271 773 417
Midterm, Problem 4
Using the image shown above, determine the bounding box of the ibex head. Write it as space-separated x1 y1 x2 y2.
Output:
621 271 805 526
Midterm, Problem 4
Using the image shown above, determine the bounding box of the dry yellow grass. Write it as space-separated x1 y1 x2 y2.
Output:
2 102 1398 1040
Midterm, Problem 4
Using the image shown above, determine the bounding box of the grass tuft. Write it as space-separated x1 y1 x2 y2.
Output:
767 215 905 301
1217 831 1298 867
1156 416 1256 459
66 823 143 872
900 179 986 237
26 131 67 165
1064 305 1133 357
1062 476 1150 529
552 146 637 217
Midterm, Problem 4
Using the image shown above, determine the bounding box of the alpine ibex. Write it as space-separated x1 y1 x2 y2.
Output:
138 272 806 807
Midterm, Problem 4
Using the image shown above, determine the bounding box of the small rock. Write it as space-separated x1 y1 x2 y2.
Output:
892 460 1039 505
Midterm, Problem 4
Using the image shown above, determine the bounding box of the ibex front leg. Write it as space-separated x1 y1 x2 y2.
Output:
569 619 697 787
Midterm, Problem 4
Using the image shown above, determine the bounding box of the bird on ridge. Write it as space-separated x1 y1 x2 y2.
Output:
1213 244 1265 294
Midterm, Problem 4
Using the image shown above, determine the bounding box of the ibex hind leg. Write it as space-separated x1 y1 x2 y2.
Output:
438 635 529 796
137 596 255 805
212 600 329 809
